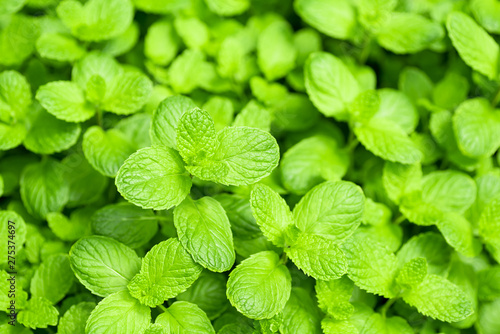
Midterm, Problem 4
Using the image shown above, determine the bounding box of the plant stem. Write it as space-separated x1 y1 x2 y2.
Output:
359 35 373 65
96 108 103 127
393 215 406 225
491 86 500 107
280 251 288 265
380 297 398 318
158 304 168 313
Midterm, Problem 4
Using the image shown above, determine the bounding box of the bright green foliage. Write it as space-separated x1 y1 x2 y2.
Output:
2 1 499 332
70 236 141 297
227 251 291 319
127 238 202 307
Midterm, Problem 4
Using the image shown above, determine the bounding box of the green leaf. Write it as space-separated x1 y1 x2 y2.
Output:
215 193 262 240
101 22 139 57
61 152 108 207
432 72 470 110
0 15 39 67
36 81 95 122
305 52 360 120
188 127 279 186
342 233 398 298
383 162 422 205
58 301 96 334
233 100 271 131
293 181 364 242
0 0 25 14
0 122 27 151
288 233 347 280
36 33 85 62
47 212 88 242
396 257 427 289
354 118 422 164
155 301 215 333
176 271 229 320
168 49 205 94
145 20 179 66
478 299 500 334
23 107 81 155
402 274 474 323
227 251 291 320
91 203 158 249
150 95 198 148
0 70 32 120
349 90 380 123
281 136 349 195
86 291 151 334
101 71 153 115
17 297 59 329
398 67 433 104
438 213 477 257
204 0 249 16
471 0 500 34
374 89 419 134
0 210 27 265
70 236 141 297
133 0 188 13
322 318 358 334
281 287 322 334
115 146 190 209
397 232 452 276
250 76 288 107
82 126 136 177
257 21 297 81
173 196 235 272
478 266 500 301
447 12 499 80
127 238 203 307
315 276 354 320
376 12 444 54
250 183 294 247
31 254 74 304
272 93 320 131
294 0 356 40
72 52 121 90
202 96 234 131
20 158 69 219
453 98 500 158
57 0 134 41
176 108 217 165
421 170 476 214
115 113 152 149
174 16 209 50
479 197 500 259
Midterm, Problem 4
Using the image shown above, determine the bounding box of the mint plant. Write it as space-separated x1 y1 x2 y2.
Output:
1 0 500 333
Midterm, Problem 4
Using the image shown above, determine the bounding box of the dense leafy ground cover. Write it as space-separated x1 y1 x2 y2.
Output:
1 0 500 333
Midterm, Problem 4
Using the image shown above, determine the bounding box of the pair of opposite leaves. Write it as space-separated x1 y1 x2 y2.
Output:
115 103 280 211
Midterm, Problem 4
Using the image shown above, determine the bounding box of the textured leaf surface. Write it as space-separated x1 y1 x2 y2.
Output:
86 290 151 334
227 251 291 319
155 301 215 333
128 238 203 307
70 236 141 297
116 146 192 210
174 196 235 272
30 254 74 304
17 297 59 329
58 301 95 334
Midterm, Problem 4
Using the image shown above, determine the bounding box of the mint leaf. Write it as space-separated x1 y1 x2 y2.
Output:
173 196 235 272
176 108 217 165
315 276 354 320
383 162 422 205
155 301 215 333
233 100 271 131
36 81 95 122
250 183 294 247
58 301 96 334
101 71 153 115
294 0 356 40
258 21 297 81
17 297 59 329
0 210 27 265
116 146 192 210
281 136 349 195
91 203 158 249
293 181 364 242
72 52 121 90
150 95 198 148
57 0 134 41
447 11 499 79
342 233 398 298
479 197 500 262
86 290 151 334
36 33 85 62
402 274 474 322
145 20 179 66
188 127 279 186
396 257 427 289
0 70 32 120
70 236 141 297
287 233 347 280
305 52 360 120
203 96 234 131
24 107 81 155
204 0 249 16
82 126 136 177
20 158 69 219
453 98 500 158
31 253 74 304
281 287 322 334
128 238 203 307
227 251 291 319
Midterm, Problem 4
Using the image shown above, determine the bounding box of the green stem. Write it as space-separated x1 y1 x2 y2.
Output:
380 298 398 318
393 215 406 225
491 86 500 107
359 35 373 65
158 304 168 313
280 251 288 265
96 108 103 128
